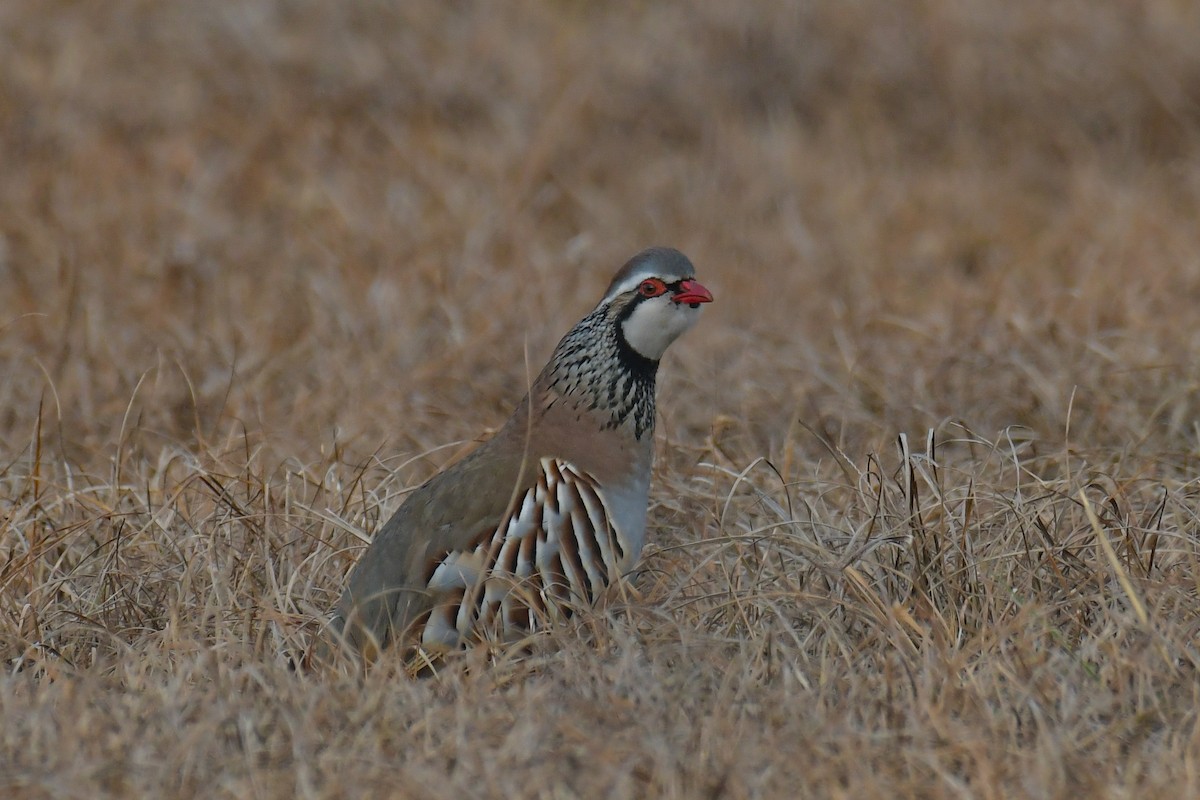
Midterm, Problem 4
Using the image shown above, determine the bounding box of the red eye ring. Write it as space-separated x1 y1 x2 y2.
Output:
638 278 666 297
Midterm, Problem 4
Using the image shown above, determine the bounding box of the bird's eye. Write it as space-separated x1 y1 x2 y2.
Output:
639 279 665 297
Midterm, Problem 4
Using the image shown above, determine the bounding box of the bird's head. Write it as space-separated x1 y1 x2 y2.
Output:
599 247 714 362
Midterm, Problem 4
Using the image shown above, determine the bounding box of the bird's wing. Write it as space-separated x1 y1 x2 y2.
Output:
330 434 535 658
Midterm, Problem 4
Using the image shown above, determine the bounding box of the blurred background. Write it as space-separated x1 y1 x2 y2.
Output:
5 5 1200 794
3 0 1200 470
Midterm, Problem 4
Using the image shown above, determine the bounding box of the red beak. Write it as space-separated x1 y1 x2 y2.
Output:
672 279 714 305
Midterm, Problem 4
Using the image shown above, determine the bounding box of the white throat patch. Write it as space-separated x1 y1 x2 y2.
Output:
620 296 702 361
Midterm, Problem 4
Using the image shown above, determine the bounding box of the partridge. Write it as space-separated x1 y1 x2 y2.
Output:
329 247 713 660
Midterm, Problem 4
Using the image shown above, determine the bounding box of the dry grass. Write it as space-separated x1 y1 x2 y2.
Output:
3 1 1200 796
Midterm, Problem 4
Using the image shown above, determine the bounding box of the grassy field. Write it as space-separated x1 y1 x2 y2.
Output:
3 1 1200 796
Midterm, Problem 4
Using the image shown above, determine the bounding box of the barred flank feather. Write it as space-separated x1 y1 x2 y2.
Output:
421 458 630 651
